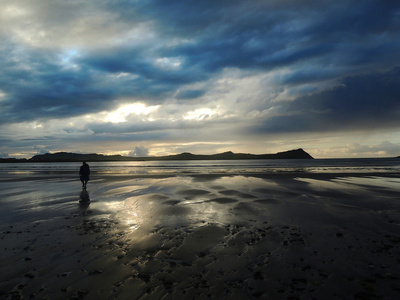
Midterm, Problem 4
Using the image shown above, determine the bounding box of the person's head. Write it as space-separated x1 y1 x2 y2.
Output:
82 161 86 165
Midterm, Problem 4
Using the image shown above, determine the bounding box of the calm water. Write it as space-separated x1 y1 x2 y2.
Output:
1 158 400 177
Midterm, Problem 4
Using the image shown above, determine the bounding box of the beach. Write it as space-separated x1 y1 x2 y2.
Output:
1 160 400 299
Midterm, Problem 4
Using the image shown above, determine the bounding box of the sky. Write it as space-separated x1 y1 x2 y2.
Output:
1 0 400 159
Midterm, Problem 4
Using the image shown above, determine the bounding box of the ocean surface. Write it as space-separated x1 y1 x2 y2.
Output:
1 158 400 178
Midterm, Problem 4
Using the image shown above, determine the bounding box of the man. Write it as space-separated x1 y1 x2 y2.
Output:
79 161 90 189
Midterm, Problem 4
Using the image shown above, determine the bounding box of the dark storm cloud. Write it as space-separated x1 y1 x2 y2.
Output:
0 44 180 124
137 0 400 72
0 40 113 123
252 67 400 133
1 0 400 133
78 46 205 86
175 89 206 100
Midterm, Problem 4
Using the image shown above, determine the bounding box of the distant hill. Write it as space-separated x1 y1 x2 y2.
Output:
28 152 133 162
0 158 28 163
158 149 313 160
25 148 313 162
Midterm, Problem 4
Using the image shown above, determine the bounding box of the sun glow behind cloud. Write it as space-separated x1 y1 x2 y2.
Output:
183 108 216 120
105 103 159 123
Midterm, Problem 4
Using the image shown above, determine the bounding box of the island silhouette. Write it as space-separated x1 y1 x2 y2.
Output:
1 148 314 163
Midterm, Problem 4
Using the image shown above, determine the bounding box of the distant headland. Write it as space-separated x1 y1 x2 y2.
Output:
0 148 313 163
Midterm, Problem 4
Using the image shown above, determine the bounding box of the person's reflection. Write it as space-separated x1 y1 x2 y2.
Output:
79 190 90 209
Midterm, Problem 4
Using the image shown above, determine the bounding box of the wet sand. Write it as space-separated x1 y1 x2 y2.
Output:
1 171 400 299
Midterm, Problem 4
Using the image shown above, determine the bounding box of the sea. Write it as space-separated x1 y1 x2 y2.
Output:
1 158 400 178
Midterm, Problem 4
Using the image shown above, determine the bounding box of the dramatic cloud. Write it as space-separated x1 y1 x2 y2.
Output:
251 67 400 133
1 0 400 158
129 146 150 157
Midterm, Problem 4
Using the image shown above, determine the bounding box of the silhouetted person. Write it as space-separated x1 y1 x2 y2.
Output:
79 161 90 189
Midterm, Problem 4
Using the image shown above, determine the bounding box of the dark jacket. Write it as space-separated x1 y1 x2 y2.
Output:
79 163 90 177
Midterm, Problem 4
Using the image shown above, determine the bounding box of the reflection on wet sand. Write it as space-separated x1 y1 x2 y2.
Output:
79 190 90 209
1 173 400 299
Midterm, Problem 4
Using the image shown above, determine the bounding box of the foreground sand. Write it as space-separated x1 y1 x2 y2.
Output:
1 171 400 299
